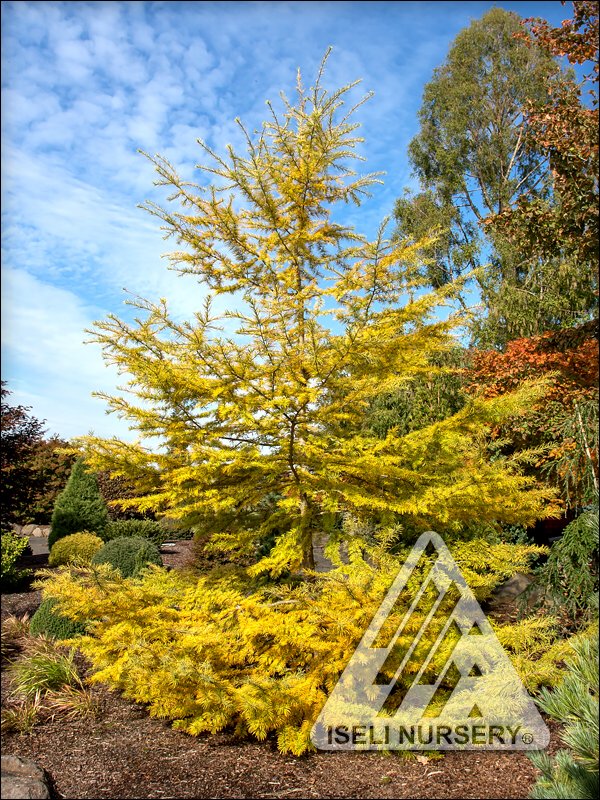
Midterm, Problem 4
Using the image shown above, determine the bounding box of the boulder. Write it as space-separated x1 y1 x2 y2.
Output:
490 572 546 609
1 755 51 799
493 572 533 601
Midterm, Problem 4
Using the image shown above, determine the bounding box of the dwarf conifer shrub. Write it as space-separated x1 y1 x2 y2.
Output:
91 536 162 578
103 519 170 546
30 598 86 640
48 532 104 567
38 537 574 755
49 460 108 549
529 634 599 799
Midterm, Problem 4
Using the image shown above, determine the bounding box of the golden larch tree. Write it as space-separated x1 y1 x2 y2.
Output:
76 53 555 574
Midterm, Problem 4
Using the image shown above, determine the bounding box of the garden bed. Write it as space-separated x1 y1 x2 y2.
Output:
1 542 558 799
1 688 560 800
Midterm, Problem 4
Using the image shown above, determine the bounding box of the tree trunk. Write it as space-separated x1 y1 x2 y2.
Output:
299 494 315 570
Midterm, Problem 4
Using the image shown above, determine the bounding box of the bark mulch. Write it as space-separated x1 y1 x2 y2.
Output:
1 541 556 799
1 697 559 800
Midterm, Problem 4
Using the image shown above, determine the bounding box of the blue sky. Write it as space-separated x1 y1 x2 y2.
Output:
1 0 570 441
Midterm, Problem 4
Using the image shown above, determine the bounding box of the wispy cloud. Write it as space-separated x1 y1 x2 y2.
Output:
1 0 567 439
1 267 130 439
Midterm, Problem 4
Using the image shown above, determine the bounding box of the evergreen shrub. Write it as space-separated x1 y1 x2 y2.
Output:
91 536 162 577
48 532 104 567
30 598 86 639
536 504 599 619
103 519 170 545
529 634 599 799
49 460 109 549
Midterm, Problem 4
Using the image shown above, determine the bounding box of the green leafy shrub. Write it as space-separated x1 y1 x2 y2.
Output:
103 519 171 546
48 532 104 567
29 598 86 639
91 536 162 577
1 529 30 587
529 633 599 799
48 459 109 549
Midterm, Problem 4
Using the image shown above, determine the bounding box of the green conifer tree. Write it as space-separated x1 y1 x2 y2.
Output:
48 459 109 548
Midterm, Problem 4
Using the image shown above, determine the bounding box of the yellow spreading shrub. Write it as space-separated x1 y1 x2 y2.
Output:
36 538 570 755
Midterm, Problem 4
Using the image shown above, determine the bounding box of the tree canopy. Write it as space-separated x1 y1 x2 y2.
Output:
1 382 45 527
488 0 599 337
72 54 557 575
392 6 594 347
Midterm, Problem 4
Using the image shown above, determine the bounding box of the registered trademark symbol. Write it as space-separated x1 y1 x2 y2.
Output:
522 733 534 744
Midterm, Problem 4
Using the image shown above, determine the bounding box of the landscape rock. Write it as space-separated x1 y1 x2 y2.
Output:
493 572 533 600
10 524 51 538
1 755 51 799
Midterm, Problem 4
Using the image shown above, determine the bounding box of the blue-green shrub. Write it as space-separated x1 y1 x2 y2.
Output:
30 598 86 639
91 536 163 578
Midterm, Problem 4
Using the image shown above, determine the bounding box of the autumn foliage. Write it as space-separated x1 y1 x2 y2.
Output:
468 324 598 402
468 322 599 506
490 1 599 270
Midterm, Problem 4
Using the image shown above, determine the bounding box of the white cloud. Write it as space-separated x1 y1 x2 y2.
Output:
1 268 131 440
1 0 569 442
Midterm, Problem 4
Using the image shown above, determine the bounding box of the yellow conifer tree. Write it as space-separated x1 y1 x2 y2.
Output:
76 53 556 574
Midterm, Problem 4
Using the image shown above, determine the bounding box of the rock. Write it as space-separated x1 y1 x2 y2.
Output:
498 573 547 609
492 572 534 601
1 755 51 799
20 524 37 537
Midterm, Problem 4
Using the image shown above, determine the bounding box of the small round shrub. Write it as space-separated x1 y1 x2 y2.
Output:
48 532 104 567
91 536 163 578
103 519 170 545
30 598 86 639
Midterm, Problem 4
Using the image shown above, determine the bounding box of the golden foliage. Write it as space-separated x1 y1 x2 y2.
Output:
37 538 567 755
68 54 557 573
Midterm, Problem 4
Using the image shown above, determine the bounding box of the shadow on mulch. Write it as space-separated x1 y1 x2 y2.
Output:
1 552 50 620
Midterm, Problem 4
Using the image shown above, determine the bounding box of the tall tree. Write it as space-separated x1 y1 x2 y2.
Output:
488 0 599 334
73 56 556 575
28 437 76 524
393 7 578 346
0 382 45 527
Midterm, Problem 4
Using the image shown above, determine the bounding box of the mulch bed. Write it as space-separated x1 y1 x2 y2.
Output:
1 541 558 799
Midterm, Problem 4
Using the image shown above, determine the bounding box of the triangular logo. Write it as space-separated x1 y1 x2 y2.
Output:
311 532 549 750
